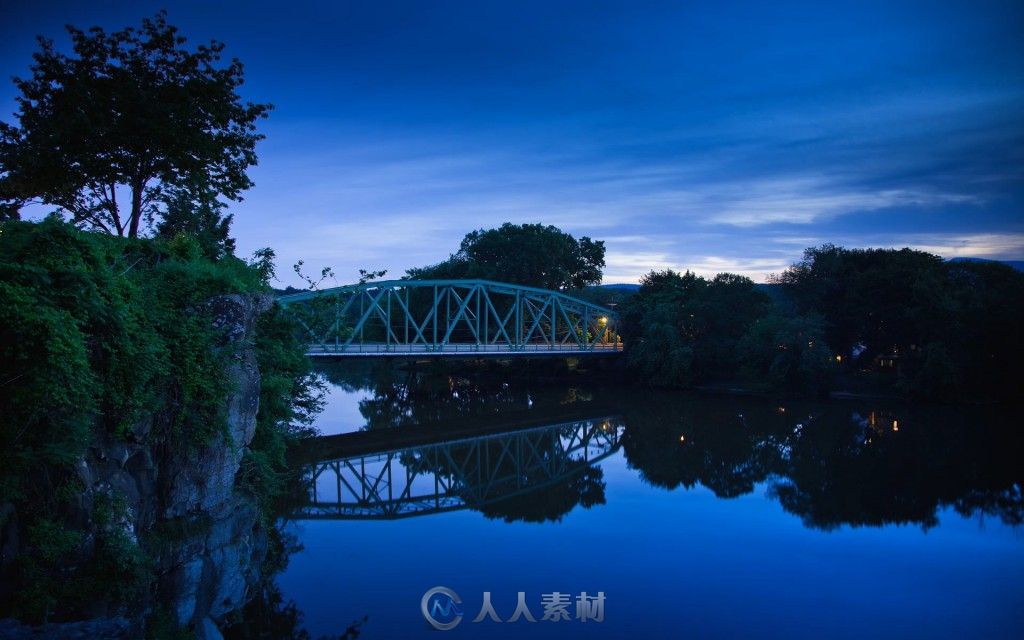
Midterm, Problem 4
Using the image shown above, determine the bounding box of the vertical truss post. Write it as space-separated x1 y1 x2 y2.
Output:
550 295 556 348
432 285 438 350
445 287 451 348
584 307 590 350
515 289 522 350
483 288 490 345
475 284 482 347
359 291 365 345
386 289 392 349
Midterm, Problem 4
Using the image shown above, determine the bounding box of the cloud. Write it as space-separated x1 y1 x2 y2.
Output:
603 251 678 283
850 232 1024 260
700 177 980 227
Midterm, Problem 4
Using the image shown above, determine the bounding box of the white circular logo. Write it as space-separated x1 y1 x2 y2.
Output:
421 586 464 631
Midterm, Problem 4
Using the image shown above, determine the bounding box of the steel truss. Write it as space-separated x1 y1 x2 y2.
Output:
277 279 621 357
294 417 623 520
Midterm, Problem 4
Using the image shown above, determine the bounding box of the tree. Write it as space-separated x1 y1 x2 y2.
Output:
691 273 772 379
735 313 834 396
770 245 950 361
407 223 605 290
0 11 271 236
155 178 235 260
620 269 770 386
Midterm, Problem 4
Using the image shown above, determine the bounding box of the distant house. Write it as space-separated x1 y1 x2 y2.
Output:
874 353 899 371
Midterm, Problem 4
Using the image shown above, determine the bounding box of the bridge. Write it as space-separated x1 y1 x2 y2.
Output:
292 416 624 520
277 279 621 358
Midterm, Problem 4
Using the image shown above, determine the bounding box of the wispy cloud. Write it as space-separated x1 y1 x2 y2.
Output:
700 178 980 227
847 233 1024 260
229 134 1019 286
603 251 679 282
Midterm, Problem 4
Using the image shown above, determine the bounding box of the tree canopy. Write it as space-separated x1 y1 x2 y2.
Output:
621 247 1024 400
407 223 605 290
770 246 1024 399
621 269 773 387
0 11 270 237
770 245 951 361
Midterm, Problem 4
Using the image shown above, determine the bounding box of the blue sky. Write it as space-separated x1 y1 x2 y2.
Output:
2 1 1022 285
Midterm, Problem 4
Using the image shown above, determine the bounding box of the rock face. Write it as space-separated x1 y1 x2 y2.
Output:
0 293 274 639
162 294 269 518
152 294 274 634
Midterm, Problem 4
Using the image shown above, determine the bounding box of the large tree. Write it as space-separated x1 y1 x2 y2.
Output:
407 223 606 290
0 11 271 236
769 245 950 360
620 269 772 387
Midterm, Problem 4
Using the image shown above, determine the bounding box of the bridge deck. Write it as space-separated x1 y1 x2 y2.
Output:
305 342 623 358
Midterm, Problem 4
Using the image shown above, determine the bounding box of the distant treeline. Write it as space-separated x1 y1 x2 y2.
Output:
617 245 1024 401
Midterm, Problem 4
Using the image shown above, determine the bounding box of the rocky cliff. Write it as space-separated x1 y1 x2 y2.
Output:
0 293 273 639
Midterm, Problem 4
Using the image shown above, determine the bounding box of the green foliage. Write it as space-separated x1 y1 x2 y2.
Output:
250 247 278 285
0 11 271 236
735 314 835 396
624 246 1024 400
625 302 696 387
934 260 1024 400
773 246 1024 400
155 177 237 261
621 269 771 387
10 492 148 623
9 520 83 621
80 493 149 606
0 280 94 500
408 222 605 290
239 303 324 514
0 219 314 622
771 244 951 362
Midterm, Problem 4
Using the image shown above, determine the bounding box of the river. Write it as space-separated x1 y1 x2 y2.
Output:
266 361 1023 639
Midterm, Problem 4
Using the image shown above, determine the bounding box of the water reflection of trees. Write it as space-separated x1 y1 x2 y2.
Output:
477 466 607 523
622 400 1024 530
396 424 609 523
315 364 1023 531
318 360 604 431
619 397 792 498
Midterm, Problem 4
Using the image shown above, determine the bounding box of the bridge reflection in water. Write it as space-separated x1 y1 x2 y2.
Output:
294 417 623 520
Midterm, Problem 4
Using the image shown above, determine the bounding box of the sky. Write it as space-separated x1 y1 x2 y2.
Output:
1 0 1022 285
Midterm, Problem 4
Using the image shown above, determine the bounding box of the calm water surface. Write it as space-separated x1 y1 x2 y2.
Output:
273 363 1024 639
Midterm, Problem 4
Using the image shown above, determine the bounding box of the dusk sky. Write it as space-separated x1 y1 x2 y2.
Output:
2 0 1022 286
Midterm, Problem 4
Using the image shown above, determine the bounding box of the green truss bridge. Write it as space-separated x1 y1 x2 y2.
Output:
277 279 621 358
